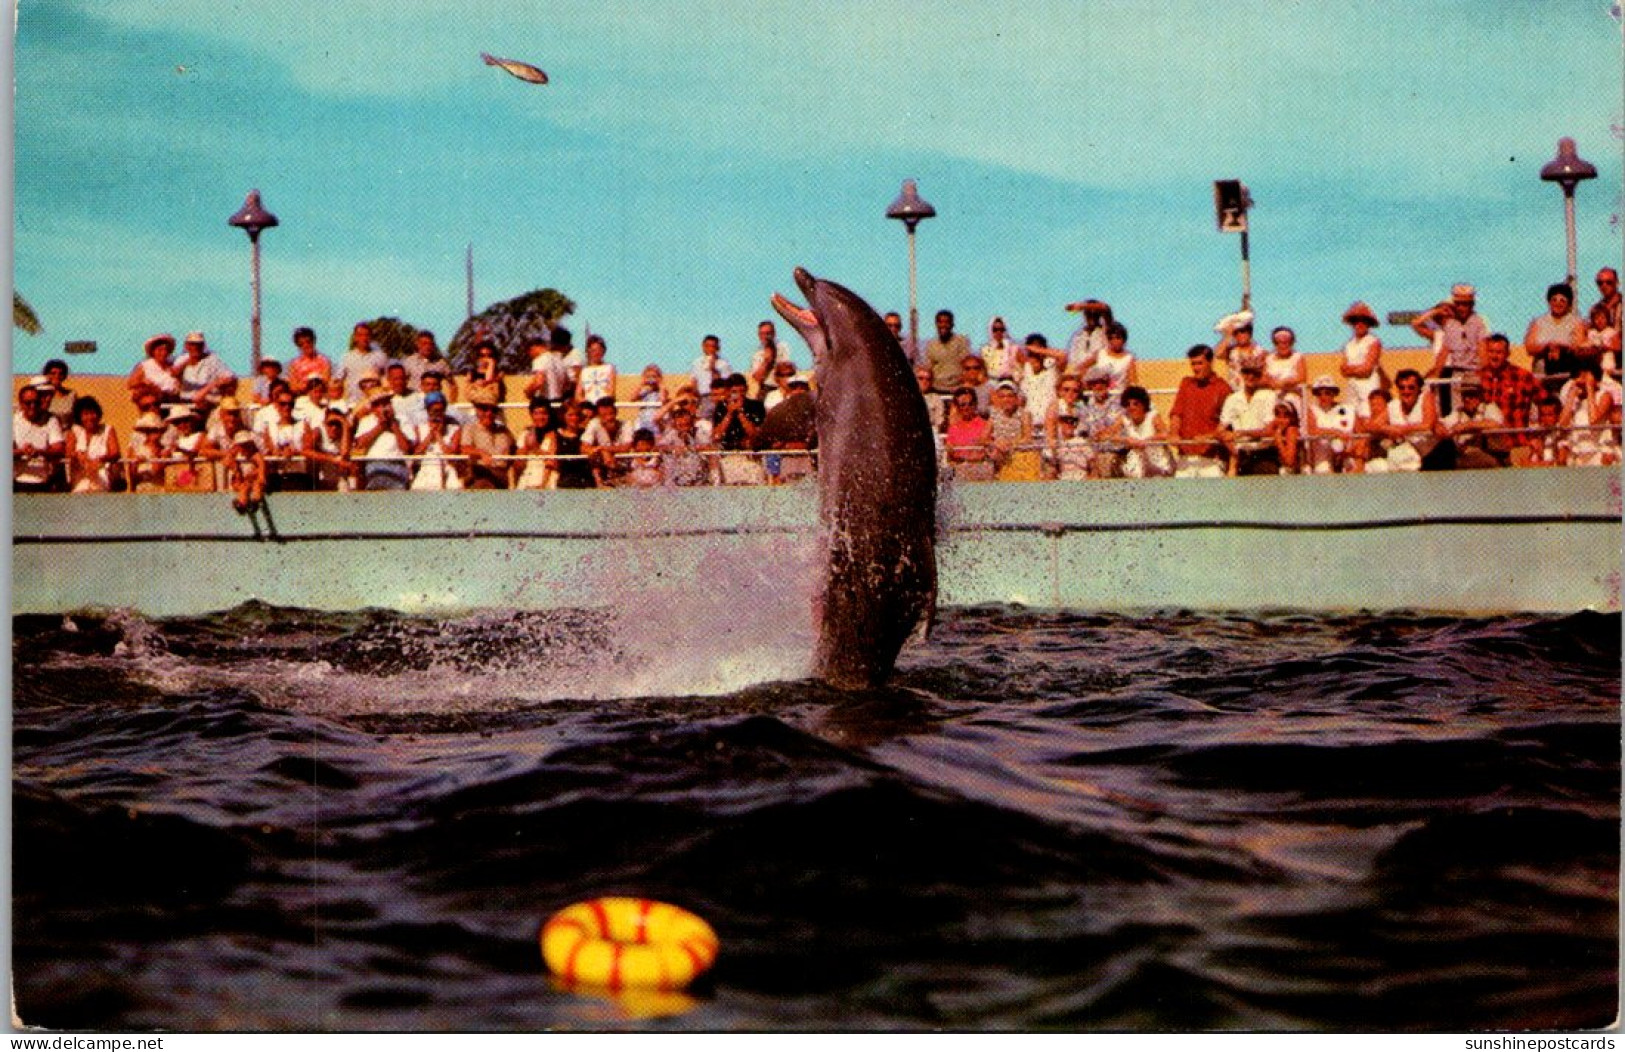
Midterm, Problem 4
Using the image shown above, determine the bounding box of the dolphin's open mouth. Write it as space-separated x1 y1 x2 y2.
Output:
770 291 817 331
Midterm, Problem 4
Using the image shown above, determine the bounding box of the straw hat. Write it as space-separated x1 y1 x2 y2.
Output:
165 404 199 423
217 396 242 414
1342 301 1379 326
144 333 176 355
1310 375 1340 393
133 411 167 431
1450 284 1477 302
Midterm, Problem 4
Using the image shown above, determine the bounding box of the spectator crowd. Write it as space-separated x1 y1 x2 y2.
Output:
13 269 1622 499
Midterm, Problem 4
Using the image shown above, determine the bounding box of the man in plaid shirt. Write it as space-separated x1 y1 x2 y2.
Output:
1477 333 1543 429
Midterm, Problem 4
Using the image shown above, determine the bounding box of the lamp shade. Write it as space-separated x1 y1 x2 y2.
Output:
1539 138 1597 190
885 179 936 229
228 189 280 238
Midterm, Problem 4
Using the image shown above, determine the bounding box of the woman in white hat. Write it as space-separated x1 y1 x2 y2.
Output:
163 404 211 490
1338 302 1385 410
1304 376 1356 474
126 410 172 492
127 334 182 405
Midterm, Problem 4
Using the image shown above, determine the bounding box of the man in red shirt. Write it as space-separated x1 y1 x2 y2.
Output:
1477 333 1543 430
1167 344 1233 477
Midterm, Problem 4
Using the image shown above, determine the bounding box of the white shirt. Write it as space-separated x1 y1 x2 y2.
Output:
689 354 734 396
1309 400 1356 436
177 353 236 402
530 352 573 401
1018 361 1059 422
1220 386 1278 432
578 363 617 404
12 412 63 483
392 392 427 434
134 357 182 396
582 417 630 449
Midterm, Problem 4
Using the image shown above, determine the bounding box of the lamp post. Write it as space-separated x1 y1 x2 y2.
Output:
885 179 936 361
1539 137 1596 286
1213 180 1254 311
228 189 279 374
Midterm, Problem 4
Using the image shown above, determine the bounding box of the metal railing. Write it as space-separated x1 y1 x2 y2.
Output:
20 420 1619 494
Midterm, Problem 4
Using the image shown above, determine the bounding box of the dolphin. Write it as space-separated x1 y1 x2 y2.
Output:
772 267 938 690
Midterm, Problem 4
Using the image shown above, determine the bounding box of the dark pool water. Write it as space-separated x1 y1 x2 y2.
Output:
11 605 1620 1031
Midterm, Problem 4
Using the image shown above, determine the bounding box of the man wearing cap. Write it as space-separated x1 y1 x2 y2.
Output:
128 333 182 405
1414 285 1489 415
12 383 65 493
1304 376 1356 474
1219 356 1280 476
287 327 333 392
351 387 413 490
1167 344 1234 478
176 331 237 420
1438 378 1506 469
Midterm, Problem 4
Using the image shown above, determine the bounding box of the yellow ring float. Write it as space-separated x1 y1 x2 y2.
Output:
540 898 719 992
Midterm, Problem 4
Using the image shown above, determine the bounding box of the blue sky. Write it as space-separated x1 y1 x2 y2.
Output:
8 0 1624 380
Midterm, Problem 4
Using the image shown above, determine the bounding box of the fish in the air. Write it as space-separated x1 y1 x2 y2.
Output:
481 52 548 85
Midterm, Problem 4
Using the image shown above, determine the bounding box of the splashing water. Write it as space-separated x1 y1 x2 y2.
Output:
47 528 826 718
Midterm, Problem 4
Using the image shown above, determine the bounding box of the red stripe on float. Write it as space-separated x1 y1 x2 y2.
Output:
562 933 587 986
607 942 624 992
637 898 654 944
589 899 612 939
679 939 706 978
